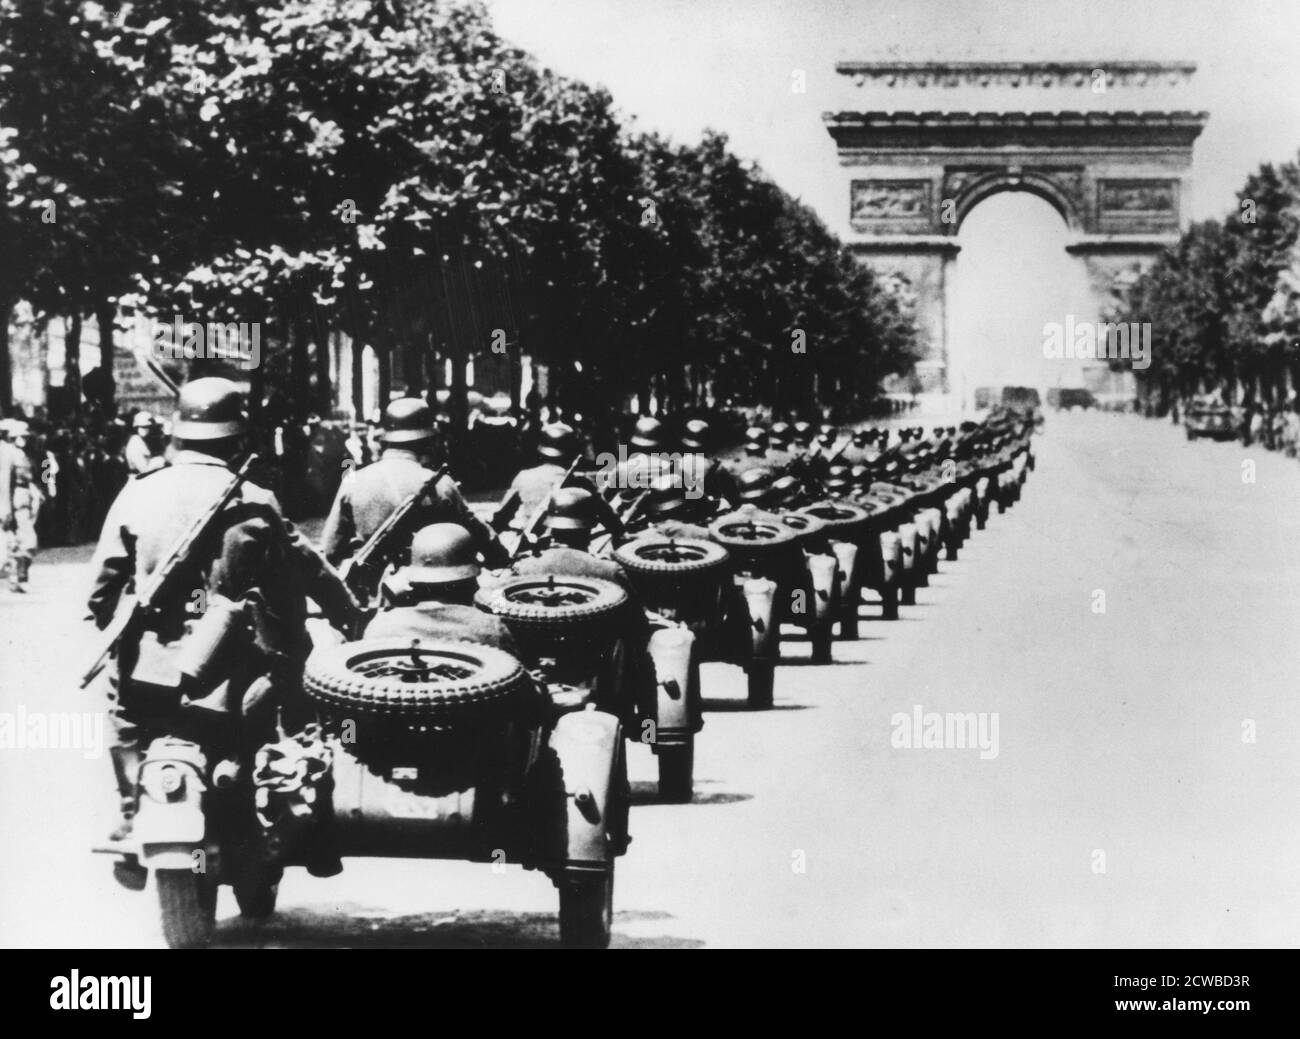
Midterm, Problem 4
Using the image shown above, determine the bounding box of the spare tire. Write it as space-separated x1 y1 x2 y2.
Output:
796 499 874 535
304 638 529 723
779 512 826 541
476 575 628 637
708 513 798 554
614 537 730 578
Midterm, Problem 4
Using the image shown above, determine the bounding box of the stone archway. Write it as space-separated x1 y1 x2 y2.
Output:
823 62 1208 396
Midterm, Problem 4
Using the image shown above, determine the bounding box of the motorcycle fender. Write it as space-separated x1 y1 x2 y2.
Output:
878 533 901 585
135 755 207 867
741 577 778 658
136 797 206 869
897 523 919 572
804 552 838 623
830 539 859 592
922 508 943 547
647 625 695 739
547 709 622 869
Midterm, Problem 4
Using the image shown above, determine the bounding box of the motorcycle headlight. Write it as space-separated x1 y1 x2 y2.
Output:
159 765 183 796
146 763 187 802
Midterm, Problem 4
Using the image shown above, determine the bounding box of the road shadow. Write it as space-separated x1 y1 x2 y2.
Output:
774 658 863 667
701 699 814 712
213 905 705 949
629 779 752 807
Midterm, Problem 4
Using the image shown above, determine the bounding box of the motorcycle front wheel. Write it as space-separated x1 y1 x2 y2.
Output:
156 868 217 949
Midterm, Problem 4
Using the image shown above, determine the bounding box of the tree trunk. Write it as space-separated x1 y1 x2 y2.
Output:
95 299 117 416
313 326 331 416
65 311 83 420
248 343 265 428
403 335 425 396
0 297 12 414
350 332 365 421
291 315 310 422
376 337 391 409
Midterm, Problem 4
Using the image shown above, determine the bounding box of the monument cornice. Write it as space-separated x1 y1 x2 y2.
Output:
834 61 1197 90
823 110 1209 150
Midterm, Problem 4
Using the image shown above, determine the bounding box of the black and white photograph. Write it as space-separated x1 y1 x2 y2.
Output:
0 0 1297 997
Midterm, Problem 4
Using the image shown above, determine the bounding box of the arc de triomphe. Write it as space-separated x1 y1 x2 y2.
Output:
823 61 1208 397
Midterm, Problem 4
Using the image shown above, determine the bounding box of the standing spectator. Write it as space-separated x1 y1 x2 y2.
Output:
124 412 166 475
0 419 44 592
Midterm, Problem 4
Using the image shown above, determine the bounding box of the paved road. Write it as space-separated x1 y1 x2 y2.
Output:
3 411 1298 947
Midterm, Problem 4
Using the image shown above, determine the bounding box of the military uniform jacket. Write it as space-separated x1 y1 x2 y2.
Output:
87 451 352 661
0 439 35 522
364 600 518 655
511 545 632 592
679 452 739 507
320 449 503 566
502 461 567 530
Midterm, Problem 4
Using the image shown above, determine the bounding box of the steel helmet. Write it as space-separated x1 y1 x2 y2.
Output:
737 467 773 503
644 472 692 520
537 421 577 462
629 415 669 452
825 463 852 495
173 377 246 441
546 486 600 533
766 474 800 509
680 418 711 453
404 523 480 584
381 398 436 445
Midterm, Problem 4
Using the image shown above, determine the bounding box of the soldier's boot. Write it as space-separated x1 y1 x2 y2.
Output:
108 744 141 843
15 556 30 589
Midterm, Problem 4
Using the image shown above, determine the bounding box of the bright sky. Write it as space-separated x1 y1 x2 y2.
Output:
487 0 1300 227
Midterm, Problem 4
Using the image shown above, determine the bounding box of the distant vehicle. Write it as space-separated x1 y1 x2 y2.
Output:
1001 386 1041 410
1001 386 1044 427
1055 388 1096 411
1184 400 1236 441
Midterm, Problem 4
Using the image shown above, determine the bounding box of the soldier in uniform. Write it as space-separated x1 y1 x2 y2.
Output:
724 426 770 482
321 397 507 570
678 417 739 508
87 378 358 844
503 487 656 716
492 421 578 533
839 429 874 468
764 421 796 472
634 473 720 541
612 416 675 494
365 523 517 654
511 486 634 592
1 419 42 593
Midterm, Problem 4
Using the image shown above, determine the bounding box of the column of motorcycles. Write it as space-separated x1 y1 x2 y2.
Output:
92 407 1036 949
